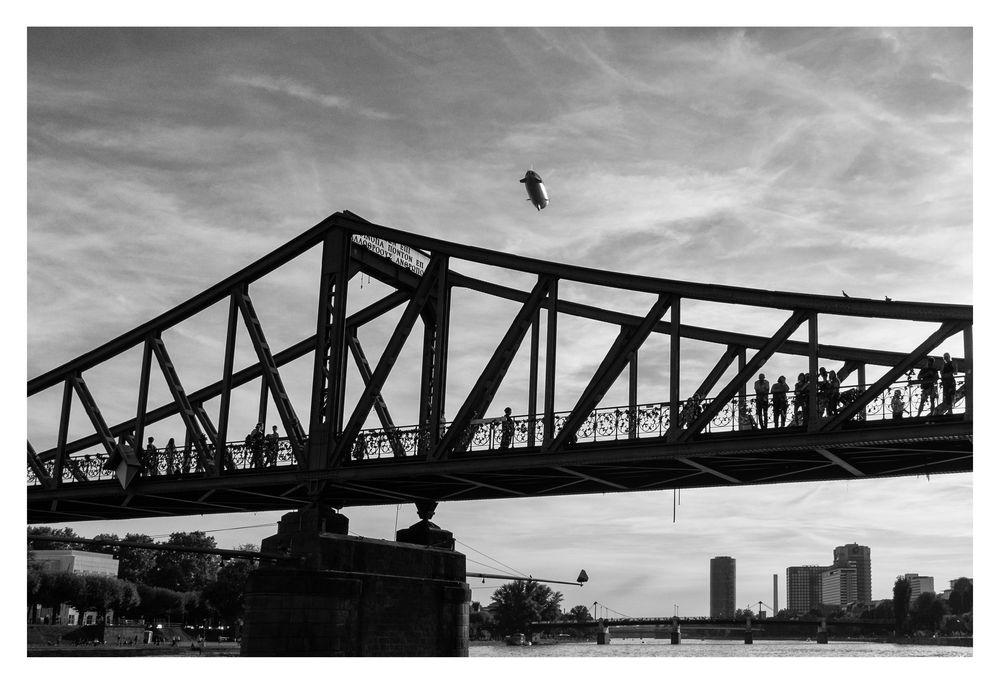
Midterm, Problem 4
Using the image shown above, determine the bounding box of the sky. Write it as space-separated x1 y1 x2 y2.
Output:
12 7 998 675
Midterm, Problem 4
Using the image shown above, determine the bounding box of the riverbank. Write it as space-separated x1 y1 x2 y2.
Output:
28 641 241 657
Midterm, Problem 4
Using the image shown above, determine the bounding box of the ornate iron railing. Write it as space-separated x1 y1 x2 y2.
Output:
28 376 965 486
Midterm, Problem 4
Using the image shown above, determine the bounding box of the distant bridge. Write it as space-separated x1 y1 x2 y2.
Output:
28 211 972 523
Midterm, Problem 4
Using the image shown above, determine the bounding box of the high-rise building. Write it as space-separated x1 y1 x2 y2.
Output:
786 565 825 613
904 574 935 605
833 543 871 603
821 567 858 606
710 556 736 618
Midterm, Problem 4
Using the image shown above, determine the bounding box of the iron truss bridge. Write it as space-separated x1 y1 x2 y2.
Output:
27 211 973 524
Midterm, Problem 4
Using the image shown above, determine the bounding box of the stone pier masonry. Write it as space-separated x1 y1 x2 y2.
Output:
241 504 469 657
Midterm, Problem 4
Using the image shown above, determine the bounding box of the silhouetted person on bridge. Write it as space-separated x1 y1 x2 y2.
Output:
680 393 703 429
891 389 908 421
753 373 770 428
826 369 841 416
793 373 807 426
817 369 830 418
265 425 279 466
940 353 957 415
916 359 939 417
246 423 264 468
163 438 178 475
143 437 158 476
772 375 789 428
499 407 514 450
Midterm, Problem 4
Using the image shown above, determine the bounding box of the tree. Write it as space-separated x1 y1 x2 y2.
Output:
734 608 755 620
202 557 256 625
892 576 912 635
566 605 593 622
27 526 81 550
910 592 946 633
116 533 158 586
949 577 972 614
37 571 84 623
147 531 219 592
70 574 138 623
490 580 563 636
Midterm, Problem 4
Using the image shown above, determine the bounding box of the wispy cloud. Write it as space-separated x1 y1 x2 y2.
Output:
230 73 398 121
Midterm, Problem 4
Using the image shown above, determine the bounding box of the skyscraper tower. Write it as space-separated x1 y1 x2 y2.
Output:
833 543 871 603
710 556 736 618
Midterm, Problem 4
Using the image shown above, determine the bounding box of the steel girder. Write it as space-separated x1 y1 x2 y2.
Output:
27 211 973 523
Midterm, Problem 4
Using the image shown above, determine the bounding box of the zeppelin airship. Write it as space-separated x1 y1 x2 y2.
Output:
519 169 549 211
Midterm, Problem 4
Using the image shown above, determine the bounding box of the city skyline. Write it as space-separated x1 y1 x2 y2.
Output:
23 24 975 620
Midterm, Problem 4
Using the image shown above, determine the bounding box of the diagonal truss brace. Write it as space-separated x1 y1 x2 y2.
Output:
347 332 406 459
28 441 54 489
676 310 808 441
822 320 967 431
548 293 673 452
237 291 307 464
432 276 554 461
149 337 215 474
329 256 443 468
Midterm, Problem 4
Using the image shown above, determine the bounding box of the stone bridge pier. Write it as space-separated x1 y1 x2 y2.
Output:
241 502 469 657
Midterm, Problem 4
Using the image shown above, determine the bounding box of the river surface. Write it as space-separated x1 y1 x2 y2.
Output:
469 638 970 657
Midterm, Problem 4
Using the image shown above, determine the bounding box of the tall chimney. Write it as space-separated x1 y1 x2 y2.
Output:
773 573 779 616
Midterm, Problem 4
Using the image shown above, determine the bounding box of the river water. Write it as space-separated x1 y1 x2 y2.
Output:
469 637 970 657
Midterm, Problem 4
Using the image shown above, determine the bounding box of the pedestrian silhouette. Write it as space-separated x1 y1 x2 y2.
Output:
916 358 939 416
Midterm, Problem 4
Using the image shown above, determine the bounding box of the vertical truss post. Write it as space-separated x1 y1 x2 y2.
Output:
857 364 866 421
418 315 436 456
133 338 153 466
808 312 819 431
628 349 638 440
427 257 451 455
331 257 442 467
542 280 559 448
528 310 540 447
669 296 680 436
216 290 239 473
963 324 973 421
738 347 747 420
54 378 73 485
308 228 351 471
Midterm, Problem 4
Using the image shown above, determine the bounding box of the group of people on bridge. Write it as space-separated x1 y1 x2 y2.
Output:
135 423 283 477
74 354 962 480
724 353 960 431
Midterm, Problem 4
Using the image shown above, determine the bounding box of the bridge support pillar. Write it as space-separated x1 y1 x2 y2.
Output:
241 503 469 657
816 617 828 644
744 617 753 644
670 617 681 644
596 626 611 645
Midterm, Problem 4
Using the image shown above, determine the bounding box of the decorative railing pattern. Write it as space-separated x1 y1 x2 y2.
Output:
28 376 965 486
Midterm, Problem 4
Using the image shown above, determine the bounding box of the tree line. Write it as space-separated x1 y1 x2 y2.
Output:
27 526 255 630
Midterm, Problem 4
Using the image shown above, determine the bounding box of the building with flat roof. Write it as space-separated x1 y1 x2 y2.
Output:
786 565 825 614
904 574 935 605
710 556 736 618
821 567 858 607
833 543 871 603
29 549 120 626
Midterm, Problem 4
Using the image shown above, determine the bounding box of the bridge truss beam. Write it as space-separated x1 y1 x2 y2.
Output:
27 211 973 523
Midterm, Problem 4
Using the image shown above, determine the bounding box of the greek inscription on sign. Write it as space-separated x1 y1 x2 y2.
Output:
351 234 427 276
